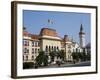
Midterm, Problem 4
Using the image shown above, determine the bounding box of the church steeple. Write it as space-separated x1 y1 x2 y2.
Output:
79 24 85 48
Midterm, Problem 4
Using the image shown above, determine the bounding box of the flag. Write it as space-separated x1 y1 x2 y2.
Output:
48 19 53 24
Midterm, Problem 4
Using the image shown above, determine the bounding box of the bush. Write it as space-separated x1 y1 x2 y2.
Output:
23 62 34 69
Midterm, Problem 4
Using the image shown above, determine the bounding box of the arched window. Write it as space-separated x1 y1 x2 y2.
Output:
52 46 53 51
49 46 51 52
57 46 59 51
45 45 48 52
54 46 56 51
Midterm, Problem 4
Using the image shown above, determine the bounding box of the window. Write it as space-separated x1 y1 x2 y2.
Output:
57 46 59 50
45 45 48 52
32 48 34 54
27 49 29 53
27 41 29 46
23 40 29 46
35 42 37 47
37 42 39 47
32 56 34 60
38 42 39 46
24 48 27 53
52 46 53 51
26 56 28 61
54 46 56 51
24 48 29 54
32 41 34 47
35 48 37 53
23 40 26 46
49 46 51 51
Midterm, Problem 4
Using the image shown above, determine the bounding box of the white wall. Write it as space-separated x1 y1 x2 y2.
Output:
0 0 99 80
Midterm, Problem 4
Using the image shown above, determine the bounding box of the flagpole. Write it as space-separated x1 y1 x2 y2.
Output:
47 19 53 28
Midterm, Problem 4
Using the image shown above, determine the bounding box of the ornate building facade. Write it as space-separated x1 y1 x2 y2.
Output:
23 25 85 63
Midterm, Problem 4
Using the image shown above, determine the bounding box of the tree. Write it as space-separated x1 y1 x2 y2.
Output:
82 48 87 61
72 52 79 62
35 51 48 67
78 52 83 61
57 50 65 61
49 51 55 62
86 52 91 60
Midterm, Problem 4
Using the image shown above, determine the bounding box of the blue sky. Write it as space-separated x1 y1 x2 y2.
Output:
23 10 91 45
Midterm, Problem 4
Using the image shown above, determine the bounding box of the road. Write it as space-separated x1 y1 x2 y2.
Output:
39 61 91 69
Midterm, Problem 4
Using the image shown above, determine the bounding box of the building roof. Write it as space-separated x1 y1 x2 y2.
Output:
23 31 40 40
23 28 71 42
39 28 58 37
23 31 30 37
31 34 40 40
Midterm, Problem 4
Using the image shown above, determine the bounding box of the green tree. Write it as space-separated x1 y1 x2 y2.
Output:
57 50 65 61
35 51 48 67
78 52 83 61
49 51 55 62
82 48 87 61
72 52 79 62
86 53 91 60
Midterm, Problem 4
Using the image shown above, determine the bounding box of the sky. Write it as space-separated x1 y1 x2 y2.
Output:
23 10 91 45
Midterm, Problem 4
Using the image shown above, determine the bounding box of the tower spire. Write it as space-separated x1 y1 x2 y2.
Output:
80 24 83 32
79 24 85 48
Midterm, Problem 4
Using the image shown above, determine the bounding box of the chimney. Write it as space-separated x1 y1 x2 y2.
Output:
64 35 68 41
